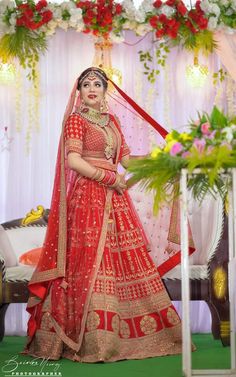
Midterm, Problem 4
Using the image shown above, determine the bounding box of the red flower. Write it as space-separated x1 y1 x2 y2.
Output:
24 9 34 18
166 18 177 27
185 20 197 33
197 16 208 29
83 16 92 24
103 11 113 24
149 15 158 28
36 0 48 12
115 4 122 15
17 4 30 10
159 14 167 23
166 28 177 39
195 0 202 12
16 17 26 27
177 2 187 17
86 9 95 19
76 2 84 8
155 28 165 38
166 0 176 6
153 0 162 8
83 28 91 33
42 10 53 23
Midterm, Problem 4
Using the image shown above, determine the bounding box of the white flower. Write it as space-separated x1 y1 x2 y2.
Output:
70 8 83 22
139 0 154 13
160 5 175 17
122 20 138 30
75 22 84 33
122 0 136 19
0 0 15 12
135 10 146 23
207 16 218 30
200 0 211 14
135 23 152 35
47 20 58 30
231 0 236 11
60 1 76 11
209 3 221 17
0 19 9 37
109 31 125 43
223 127 233 142
51 7 63 20
225 8 234 15
9 13 17 27
220 0 230 6
58 20 69 31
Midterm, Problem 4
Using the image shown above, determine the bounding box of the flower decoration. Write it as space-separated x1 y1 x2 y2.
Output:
0 1 236 83
148 0 209 41
76 0 124 38
200 0 236 32
16 0 53 30
128 107 236 213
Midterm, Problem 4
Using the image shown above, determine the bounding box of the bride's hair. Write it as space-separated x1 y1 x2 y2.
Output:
77 67 108 90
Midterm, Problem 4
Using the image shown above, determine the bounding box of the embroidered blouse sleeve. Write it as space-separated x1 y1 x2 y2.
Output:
64 113 85 155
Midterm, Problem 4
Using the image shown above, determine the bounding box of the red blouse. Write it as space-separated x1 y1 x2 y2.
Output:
64 113 130 160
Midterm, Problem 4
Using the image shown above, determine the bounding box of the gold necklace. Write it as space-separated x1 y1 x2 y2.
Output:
78 106 114 159
78 107 109 128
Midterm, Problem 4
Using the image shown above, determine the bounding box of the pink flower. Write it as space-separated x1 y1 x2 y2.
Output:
182 151 191 158
193 138 206 153
170 142 183 156
201 122 211 135
207 130 216 140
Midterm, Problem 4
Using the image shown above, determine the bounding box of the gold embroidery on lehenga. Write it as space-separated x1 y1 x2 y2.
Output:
167 308 180 326
86 311 101 331
120 320 130 338
111 314 120 334
140 315 157 335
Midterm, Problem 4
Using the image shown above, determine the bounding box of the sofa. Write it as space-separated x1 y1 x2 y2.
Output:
0 191 229 345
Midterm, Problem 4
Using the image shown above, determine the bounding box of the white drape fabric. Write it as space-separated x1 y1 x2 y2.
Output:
214 32 236 83
1 30 235 335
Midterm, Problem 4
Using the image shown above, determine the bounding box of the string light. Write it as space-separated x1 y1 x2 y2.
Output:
0 62 16 84
93 38 122 88
186 55 209 88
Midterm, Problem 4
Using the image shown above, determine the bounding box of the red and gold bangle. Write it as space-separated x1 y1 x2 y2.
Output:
100 170 116 186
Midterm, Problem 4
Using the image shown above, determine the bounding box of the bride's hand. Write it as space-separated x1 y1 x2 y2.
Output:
112 173 127 195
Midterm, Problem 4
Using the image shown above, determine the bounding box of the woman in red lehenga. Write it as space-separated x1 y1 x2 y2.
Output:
22 67 184 362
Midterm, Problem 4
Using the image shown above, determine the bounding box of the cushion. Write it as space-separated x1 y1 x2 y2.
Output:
5 226 46 261
163 265 208 280
0 225 17 267
6 265 35 282
19 247 42 266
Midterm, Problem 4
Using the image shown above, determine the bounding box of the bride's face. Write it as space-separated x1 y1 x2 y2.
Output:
80 76 106 111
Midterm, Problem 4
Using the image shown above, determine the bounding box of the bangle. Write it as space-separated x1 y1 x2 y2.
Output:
109 174 121 188
91 168 105 182
100 170 116 186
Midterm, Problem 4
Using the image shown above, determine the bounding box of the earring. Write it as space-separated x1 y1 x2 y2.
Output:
100 97 109 113
79 99 85 112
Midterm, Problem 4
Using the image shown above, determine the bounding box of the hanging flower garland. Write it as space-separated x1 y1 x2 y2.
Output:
0 0 236 82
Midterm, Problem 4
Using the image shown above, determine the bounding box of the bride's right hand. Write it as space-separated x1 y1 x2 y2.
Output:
113 173 127 195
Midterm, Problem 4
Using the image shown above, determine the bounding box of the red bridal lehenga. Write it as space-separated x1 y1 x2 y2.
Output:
22 82 193 363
